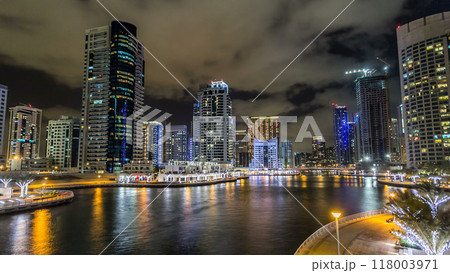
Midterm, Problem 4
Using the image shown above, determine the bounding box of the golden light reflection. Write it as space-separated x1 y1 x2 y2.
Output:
209 184 216 201
140 187 148 207
185 187 192 205
31 209 54 255
90 188 104 243
136 188 151 240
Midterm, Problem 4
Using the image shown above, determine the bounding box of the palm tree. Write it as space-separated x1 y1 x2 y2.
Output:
385 182 450 255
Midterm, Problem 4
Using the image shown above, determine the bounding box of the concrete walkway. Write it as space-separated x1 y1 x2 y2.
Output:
301 215 402 255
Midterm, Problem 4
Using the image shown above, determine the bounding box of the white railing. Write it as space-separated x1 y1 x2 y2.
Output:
294 209 388 254
0 190 74 212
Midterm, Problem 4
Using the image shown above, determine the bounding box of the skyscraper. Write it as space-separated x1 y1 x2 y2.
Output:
0 84 8 155
355 75 391 164
279 140 293 168
234 129 250 167
397 12 450 168
389 118 402 163
312 136 326 165
397 104 407 162
249 137 281 170
7 105 42 161
79 21 145 173
348 120 357 163
46 116 80 169
194 81 234 163
246 116 280 157
333 104 351 165
144 121 163 167
165 125 188 162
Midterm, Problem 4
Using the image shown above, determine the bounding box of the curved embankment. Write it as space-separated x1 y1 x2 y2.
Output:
295 209 389 255
0 190 74 215
377 178 450 192
45 177 247 190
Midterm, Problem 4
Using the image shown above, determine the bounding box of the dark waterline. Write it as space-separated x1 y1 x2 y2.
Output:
0 176 389 255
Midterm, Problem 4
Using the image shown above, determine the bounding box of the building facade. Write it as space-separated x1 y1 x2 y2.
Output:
249 138 281 170
165 125 188 162
333 105 351 165
0 84 7 155
311 135 326 164
79 21 145 173
194 81 234 163
279 140 293 168
397 12 450 168
234 129 250 167
7 105 42 161
246 116 280 157
355 75 391 164
144 121 163 167
46 116 80 169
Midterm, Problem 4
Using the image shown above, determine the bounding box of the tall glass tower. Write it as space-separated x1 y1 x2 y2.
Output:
397 12 450 168
80 21 144 173
333 104 351 165
355 75 391 164
194 81 234 164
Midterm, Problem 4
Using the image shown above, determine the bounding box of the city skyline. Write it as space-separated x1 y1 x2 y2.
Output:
0 1 449 261
1 1 450 154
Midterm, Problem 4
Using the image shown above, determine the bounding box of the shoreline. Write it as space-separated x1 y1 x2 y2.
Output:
44 176 247 190
377 178 450 192
0 190 74 215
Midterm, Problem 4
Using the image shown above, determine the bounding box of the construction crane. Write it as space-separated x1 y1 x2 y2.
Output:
344 68 376 77
376 57 390 76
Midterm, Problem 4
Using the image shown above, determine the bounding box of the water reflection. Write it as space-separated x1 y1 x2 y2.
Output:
0 175 389 255
31 209 54 255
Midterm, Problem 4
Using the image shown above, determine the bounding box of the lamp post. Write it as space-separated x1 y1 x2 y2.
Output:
331 212 342 255
389 193 396 221
42 183 45 196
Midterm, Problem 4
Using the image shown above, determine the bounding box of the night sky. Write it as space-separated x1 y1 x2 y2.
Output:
0 0 449 154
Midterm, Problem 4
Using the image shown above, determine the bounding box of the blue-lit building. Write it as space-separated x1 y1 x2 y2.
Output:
333 105 351 165
145 121 163 167
80 21 145 173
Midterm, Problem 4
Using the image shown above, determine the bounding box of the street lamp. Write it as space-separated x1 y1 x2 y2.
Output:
389 193 397 222
42 183 45 196
331 211 342 255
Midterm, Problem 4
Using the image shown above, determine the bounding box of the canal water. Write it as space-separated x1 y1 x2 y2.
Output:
0 176 390 254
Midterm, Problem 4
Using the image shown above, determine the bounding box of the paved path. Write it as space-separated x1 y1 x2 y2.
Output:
303 215 402 255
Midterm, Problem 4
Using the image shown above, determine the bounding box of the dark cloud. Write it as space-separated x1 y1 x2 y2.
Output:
1 0 450 153
0 14 39 32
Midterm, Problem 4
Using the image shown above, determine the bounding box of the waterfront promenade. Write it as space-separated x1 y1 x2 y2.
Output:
25 174 246 190
377 178 450 191
298 214 399 255
0 190 74 215
296 210 426 255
